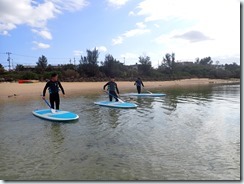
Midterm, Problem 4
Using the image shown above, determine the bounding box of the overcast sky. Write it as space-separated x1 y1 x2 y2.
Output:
0 0 240 68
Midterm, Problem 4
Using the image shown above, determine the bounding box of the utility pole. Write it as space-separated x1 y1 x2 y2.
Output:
123 57 125 65
6 52 12 71
12 59 14 70
74 57 76 65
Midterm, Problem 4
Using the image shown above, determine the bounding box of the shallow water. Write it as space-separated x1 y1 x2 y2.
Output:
0 84 240 180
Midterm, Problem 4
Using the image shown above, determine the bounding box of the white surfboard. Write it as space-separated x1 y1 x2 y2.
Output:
94 101 138 109
32 109 79 121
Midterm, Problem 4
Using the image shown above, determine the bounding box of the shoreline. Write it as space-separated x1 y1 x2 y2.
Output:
0 78 240 100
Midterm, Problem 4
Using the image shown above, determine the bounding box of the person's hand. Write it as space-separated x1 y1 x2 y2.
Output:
42 96 45 100
63 94 66 98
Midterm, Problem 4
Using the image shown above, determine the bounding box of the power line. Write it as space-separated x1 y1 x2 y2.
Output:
1 52 71 60
12 53 37 58
11 53 70 60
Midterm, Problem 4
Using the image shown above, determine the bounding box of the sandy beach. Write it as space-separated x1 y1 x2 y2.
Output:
0 78 239 100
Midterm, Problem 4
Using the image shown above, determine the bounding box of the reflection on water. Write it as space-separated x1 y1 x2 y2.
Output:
0 84 240 180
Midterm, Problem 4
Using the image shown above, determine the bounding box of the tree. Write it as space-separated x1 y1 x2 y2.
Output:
87 48 99 65
46 64 55 72
15 64 25 72
63 69 80 81
163 53 175 69
101 54 124 77
172 53 175 63
21 71 38 80
0 63 4 74
225 62 240 78
195 57 200 64
160 52 175 78
78 48 100 77
138 55 152 76
199 56 213 65
62 64 75 71
36 55 48 73
80 56 87 65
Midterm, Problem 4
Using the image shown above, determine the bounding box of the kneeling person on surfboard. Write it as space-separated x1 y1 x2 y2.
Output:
42 73 65 110
134 77 144 94
103 77 120 102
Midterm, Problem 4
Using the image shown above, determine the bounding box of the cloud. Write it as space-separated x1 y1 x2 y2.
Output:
135 0 239 40
128 11 135 16
123 28 150 38
32 29 52 40
73 50 83 56
107 0 130 8
97 46 108 52
137 0 239 63
124 22 150 38
112 36 124 45
49 0 89 12
136 0 237 22
33 41 50 49
154 29 239 63
0 0 88 36
154 24 160 28
1 30 9 36
0 0 58 35
173 31 213 43
137 0 184 22
136 22 146 29
112 22 150 45
136 0 239 37
0 23 16 35
112 28 150 45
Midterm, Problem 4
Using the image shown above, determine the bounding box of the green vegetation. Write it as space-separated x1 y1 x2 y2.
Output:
0 50 240 82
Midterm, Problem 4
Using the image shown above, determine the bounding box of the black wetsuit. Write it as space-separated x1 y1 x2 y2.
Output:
43 80 65 110
103 81 120 102
134 79 144 94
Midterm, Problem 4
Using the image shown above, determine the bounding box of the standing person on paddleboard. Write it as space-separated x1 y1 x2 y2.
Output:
42 73 65 110
103 77 120 102
134 77 144 94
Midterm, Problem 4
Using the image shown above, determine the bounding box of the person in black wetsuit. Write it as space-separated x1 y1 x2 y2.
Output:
103 77 120 102
134 77 144 94
42 73 65 110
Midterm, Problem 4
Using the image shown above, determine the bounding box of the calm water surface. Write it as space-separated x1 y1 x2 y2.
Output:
0 84 240 180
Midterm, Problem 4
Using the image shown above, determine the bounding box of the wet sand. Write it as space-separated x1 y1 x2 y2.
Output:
0 78 239 100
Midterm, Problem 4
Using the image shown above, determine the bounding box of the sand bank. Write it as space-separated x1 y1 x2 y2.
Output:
0 78 239 100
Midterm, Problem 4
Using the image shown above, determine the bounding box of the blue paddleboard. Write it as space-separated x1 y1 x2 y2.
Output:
122 93 166 97
94 101 138 109
32 109 79 121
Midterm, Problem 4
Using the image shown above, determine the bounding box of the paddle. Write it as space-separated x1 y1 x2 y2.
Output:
143 88 153 94
141 85 152 94
43 98 56 113
103 90 125 103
